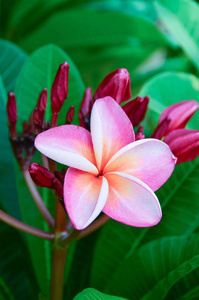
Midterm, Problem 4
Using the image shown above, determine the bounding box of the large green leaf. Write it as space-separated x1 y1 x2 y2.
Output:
154 0 199 71
0 39 27 93
13 44 85 297
14 44 85 131
139 71 199 135
73 288 128 300
0 276 15 300
0 76 20 218
105 235 199 299
90 71 199 291
0 214 38 300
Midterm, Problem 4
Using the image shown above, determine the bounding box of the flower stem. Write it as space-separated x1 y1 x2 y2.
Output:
0 209 54 240
23 169 55 229
48 159 68 300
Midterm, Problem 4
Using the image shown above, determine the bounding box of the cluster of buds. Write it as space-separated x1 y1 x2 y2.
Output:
151 100 199 164
79 68 149 131
29 163 65 199
7 89 48 170
7 62 73 171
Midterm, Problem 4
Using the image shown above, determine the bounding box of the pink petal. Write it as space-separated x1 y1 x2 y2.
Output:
64 168 109 230
35 125 98 174
104 139 176 191
103 172 162 227
90 97 135 171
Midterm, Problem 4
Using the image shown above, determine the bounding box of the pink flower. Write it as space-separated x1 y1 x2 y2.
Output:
35 97 176 230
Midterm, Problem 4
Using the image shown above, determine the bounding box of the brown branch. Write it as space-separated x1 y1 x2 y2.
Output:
0 209 54 240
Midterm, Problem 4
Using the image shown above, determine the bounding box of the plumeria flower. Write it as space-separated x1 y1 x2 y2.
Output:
35 97 176 230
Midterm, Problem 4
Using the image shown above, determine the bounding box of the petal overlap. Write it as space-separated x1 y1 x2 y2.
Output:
64 168 109 230
103 172 162 227
104 139 176 191
91 97 135 171
35 125 98 174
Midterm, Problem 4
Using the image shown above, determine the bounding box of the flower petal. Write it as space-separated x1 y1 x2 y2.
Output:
35 125 98 174
64 168 109 230
103 172 162 227
104 139 176 191
91 97 135 171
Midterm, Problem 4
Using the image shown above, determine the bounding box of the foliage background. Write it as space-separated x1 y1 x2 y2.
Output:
0 0 199 299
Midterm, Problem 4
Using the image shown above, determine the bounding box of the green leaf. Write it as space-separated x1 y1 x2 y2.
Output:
0 76 20 218
14 44 85 130
0 276 15 300
0 39 27 93
105 235 199 300
90 71 199 291
13 44 85 296
73 288 128 300
154 0 199 71
0 217 38 300
64 233 99 299
139 71 199 135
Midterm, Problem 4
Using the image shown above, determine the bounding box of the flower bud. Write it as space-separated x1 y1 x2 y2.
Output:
135 126 145 140
79 87 93 128
156 100 199 137
29 163 55 188
7 92 17 139
94 68 131 104
51 62 69 114
151 117 171 139
66 105 74 124
122 96 149 126
37 88 47 112
164 129 199 164
53 178 63 199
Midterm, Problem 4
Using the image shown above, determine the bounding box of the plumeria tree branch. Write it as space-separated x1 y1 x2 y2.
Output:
48 158 68 300
0 209 54 240
23 169 55 229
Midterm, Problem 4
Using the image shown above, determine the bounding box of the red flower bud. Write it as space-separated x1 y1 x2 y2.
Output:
51 62 69 114
79 87 93 128
7 92 17 124
94 68 131 104
156 100 198 137
135 126 145 140
66 105 74 124
53 178 63 199
164 129 199 164
37 88 47 112
122 96 149 126
29 163 55 188
151 117 171 139
7 93 17 138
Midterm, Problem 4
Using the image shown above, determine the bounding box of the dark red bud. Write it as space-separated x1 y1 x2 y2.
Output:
164 129 199 164
122 96 149 126
37 88 47 112
151 117 171 140
51 62 70 114
135 126 145 140
54 169 66 183
66 106 74 124
53 178 63 199
33 108 42 125
79 87 93 128
29 163 55 188
7 93 17 124
157 100 198 136
94 68 131 104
